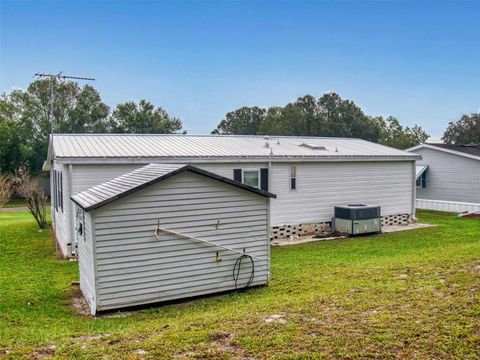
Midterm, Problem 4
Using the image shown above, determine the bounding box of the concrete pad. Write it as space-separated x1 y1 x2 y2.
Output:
271 222 434 247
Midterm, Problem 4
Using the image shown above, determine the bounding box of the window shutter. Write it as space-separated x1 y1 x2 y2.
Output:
260 168 269 191
53 170 57 210
233 169 242 182
421 173 427 188
60 173 63 211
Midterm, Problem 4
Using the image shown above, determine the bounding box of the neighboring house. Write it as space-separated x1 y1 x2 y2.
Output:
407 143 480 212
44 134 420 257
71 164 274 314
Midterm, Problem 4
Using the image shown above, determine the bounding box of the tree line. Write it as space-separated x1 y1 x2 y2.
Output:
0 79 183 174
1 80 478 176
212 93 430 148
212 93 480 148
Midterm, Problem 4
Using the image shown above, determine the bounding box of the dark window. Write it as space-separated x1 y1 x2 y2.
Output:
290 165 297 190
291 178 296 190
416 172 427 189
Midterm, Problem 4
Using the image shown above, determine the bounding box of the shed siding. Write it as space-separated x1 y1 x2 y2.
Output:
269 161 414 226
76 209 97 313
412 147 480 204
91 172 269 311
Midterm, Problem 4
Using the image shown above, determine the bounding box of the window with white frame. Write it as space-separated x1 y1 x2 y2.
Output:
290 165 297 190
416 171 427 189
243 170 259 188
53 170 64 212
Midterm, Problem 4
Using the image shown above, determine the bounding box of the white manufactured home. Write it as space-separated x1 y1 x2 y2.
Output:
408 143 480 212
71 163 274 314
44 134 420 257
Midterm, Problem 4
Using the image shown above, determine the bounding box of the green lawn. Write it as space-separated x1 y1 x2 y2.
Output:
0 210 479 359
2 198 28 208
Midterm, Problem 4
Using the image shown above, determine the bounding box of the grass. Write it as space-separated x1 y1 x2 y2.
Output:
0 210 479 359
2 198 28 208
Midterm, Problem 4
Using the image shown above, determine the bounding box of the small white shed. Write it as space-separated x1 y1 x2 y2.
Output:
71 163 275 315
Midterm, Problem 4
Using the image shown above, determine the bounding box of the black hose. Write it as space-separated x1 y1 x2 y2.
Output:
233 254 255 290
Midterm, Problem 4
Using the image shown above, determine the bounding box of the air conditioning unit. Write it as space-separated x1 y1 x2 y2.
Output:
334 204 381 235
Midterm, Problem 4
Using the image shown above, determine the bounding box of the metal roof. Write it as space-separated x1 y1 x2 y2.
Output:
415 165 429 179
407 143 480 162
47 134 419 164
426 143 480 157
71 163 275 212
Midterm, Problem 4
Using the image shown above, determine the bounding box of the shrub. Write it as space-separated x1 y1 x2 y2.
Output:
16 168 47 229
0 175 13 207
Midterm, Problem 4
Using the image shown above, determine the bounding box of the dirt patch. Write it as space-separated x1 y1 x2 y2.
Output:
261 314 287 324
462 213 480 219
209 332 255 360
134 348 148 356
70 285 91 316
73 333 111 341
32 345 56 359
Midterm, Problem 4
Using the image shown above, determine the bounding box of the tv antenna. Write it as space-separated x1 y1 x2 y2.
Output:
33 72 95 133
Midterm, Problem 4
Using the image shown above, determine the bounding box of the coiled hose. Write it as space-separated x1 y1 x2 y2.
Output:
232 254 255 290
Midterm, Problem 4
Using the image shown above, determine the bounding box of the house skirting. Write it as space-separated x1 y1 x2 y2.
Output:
416 199 480 213
270 213 413 241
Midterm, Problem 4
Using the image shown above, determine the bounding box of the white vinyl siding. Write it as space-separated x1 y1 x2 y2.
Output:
71 164 143 193
55 160 415 257
90 172 269 312
51 162 70 256
76 209 97 314
269 161 414 226
412 147 480 204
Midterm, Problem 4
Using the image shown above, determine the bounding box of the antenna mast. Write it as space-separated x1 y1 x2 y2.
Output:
33 72 95 134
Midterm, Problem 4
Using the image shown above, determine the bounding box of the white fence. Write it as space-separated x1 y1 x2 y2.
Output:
416 198 480 213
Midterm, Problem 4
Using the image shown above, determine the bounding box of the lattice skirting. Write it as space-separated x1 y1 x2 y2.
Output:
270 213 413 241
381 213 413 227
270 222 332 241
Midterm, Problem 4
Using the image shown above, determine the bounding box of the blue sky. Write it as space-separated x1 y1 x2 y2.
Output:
1 1 479 137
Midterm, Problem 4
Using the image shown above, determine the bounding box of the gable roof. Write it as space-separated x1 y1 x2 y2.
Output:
71 163 276 212
46 134 419 166
407 143 480 161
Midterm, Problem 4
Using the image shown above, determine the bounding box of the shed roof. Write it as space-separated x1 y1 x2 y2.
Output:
46 134 419 165
71 163 276 212
407 143 480 161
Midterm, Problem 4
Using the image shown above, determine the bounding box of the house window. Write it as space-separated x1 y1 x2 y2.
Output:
416 172 427 189
243 170 259 188
53 170 64 212
290 165 296 190
233 168 268 190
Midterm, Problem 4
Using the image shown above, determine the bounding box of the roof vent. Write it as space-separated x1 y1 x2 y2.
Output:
299 143 327 150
